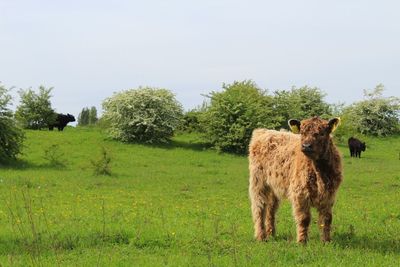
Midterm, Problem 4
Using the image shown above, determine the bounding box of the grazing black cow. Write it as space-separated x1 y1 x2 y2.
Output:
49 113 75 131
348 137 366 158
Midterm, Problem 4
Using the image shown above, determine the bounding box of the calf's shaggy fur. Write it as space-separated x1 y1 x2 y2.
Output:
248 117 342 243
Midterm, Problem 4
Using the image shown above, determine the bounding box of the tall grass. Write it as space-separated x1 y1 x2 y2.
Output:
0 127 399 266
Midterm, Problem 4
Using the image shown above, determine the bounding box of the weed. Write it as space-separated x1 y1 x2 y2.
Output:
43 144 65 167
6 189 44 266
90 147 112 176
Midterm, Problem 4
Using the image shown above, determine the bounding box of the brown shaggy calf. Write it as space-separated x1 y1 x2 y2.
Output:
248 117 342 243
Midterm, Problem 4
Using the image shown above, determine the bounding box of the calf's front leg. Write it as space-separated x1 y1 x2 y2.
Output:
318 206 333 242
292 200 311 243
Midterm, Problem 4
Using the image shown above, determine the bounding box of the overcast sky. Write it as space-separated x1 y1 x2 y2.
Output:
1 0 399 118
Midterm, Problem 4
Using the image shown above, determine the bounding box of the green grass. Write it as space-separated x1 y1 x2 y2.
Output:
0 127 399 266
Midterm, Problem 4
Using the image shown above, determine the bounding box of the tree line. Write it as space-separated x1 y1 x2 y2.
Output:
1 80 399 162
77 107 98 126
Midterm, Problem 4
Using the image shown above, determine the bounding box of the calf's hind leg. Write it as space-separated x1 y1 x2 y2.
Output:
249 180 268 241
265 192 279 237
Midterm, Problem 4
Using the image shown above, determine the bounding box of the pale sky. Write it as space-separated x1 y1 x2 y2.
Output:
1 0 399 119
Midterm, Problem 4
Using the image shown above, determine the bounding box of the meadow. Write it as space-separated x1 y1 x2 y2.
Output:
0 127 399 266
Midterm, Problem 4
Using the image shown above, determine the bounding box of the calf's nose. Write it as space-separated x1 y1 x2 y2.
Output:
302 143 313 152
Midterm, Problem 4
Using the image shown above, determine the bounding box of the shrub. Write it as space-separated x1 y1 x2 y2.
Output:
96 116 111 130
273 86 332 128
0 84 25 163
328 104 358 143
15 86 55 129
102 87 183 143
180 102 208 133
201 80 280 154
43 144 65 167
344 84 400 136
181 110 201 132
90 147 112 176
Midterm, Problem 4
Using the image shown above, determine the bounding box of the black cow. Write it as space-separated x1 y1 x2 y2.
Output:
348 137 366 158
49 113 75 131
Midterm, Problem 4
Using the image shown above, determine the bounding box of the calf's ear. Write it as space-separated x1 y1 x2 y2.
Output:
328 117 341 133
288 119 301 134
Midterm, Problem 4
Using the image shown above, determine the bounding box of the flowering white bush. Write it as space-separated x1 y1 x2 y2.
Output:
342 84 400 136
102 87 183 143
0 83 24 162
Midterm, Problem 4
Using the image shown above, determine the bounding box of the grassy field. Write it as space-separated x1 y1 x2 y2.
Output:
0 127 399 266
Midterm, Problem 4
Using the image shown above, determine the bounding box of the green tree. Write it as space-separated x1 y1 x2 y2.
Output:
102 87 183 143
15 86 55 129
0 83 24 162
201 80 280 154
346 84 399 136
273 86 332 128
78 107 90 126
89 106 98 125
78 106 98 126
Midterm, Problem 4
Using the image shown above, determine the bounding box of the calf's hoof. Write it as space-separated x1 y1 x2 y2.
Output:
255 232 268 242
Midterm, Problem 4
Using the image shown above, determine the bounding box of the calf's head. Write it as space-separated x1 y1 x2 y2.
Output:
67 114 76 122
360 142 366 151
288 117 340 159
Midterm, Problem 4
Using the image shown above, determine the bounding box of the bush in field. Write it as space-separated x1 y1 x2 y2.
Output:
43 144 65 167
180 110 202 133
327 103 357 143
273 86 332 128
201 80 280 154
180 102 208 133
90 147 112 176
102 87 183 143
15 86 56 129
345 84 400 136
0 84 24 162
